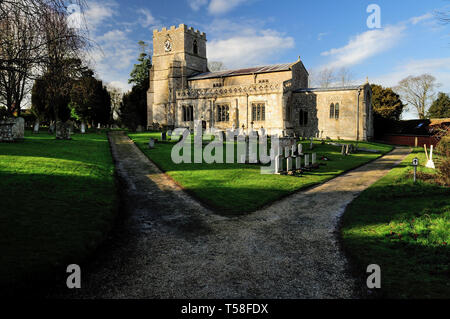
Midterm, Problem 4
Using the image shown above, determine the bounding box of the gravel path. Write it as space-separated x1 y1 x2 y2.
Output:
62 132 410 299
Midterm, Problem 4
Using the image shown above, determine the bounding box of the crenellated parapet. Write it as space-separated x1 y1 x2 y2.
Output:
176 82 284 99
153 24 207 40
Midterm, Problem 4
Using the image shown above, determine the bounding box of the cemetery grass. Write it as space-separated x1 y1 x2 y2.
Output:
130 132 393 215
341 149 450 299
0 131 117 291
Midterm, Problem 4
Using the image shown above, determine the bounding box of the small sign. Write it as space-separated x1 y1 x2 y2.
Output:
412 158 419 166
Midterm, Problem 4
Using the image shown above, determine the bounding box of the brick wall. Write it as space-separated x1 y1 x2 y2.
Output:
381 134 439 147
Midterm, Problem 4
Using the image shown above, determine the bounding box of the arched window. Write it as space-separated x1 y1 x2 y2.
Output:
335 103 340 119
329 103 335 119
299 109 308 126
193 40 198 55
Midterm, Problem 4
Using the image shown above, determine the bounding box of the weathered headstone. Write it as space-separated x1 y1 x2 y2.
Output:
304 154 310 167
275 154 282 174
296 156 301 170
287 156 293 172
291 144 297 156
55 121 71 140
33 120 40 134
312 153 317 165
284 147 290 158
11 117 25 140
298 143 303 156
148 138 155 149
0 118 15 142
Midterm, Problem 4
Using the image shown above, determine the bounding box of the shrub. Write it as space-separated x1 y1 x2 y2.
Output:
436 136 450 186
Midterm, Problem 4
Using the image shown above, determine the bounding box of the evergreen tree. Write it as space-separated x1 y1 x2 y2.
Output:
427 92 450 118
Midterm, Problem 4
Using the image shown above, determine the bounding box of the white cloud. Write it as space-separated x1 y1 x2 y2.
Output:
321 25 406 69
84 0 118 31
410 13 433 25
188 0 209 11
208 0 247 15
208 29 294 69
137 8 159 28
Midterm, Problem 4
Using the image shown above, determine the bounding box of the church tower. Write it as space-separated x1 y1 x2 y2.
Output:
147 24 208 128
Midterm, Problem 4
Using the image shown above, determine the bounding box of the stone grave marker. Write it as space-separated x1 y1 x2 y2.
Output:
148 138 155 149
298 143 303 156
304 154 310 167
296 156 301 170
12 117 24 140
287 156 293 172
312 153 317 165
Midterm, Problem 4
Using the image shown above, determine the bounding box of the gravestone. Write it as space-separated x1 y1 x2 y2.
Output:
136 125 143 132
48 123 55 134
259 127 266 137
284 147 290 158
310 138 314 150
55 121 71 140
148 138 155 149
304 154 310 167
33 120 40 134
298 144 303 156
296 156 301 170
11 117 25 140
341 145 346 155
0 118 15 142
80 122 86 134
291 144 297 156
274 154 282 174
312 153 317 165
287 156 293 172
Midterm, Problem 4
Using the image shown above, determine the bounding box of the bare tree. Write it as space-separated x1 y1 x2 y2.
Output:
0 0 87 115
208 61 226 72
315 67 335 88
336 67 353 87
395 74 440 119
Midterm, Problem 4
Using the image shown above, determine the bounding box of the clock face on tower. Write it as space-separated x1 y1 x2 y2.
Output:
164 39 172 52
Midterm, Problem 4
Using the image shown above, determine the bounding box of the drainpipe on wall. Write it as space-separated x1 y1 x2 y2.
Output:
246 93 249 134
356 87 362 141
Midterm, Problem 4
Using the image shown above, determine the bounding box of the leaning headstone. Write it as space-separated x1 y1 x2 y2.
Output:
312 153 317 165
148 138 155 149
304 154 310 167
12 117 25 140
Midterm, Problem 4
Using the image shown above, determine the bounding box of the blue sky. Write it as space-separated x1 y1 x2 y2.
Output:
82 0 450 119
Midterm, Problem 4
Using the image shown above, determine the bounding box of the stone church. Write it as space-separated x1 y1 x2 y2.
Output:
147 24 374 141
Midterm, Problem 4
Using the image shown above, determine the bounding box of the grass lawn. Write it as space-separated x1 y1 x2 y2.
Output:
0 131 117 290
129 132 393 215
341 148 449 299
